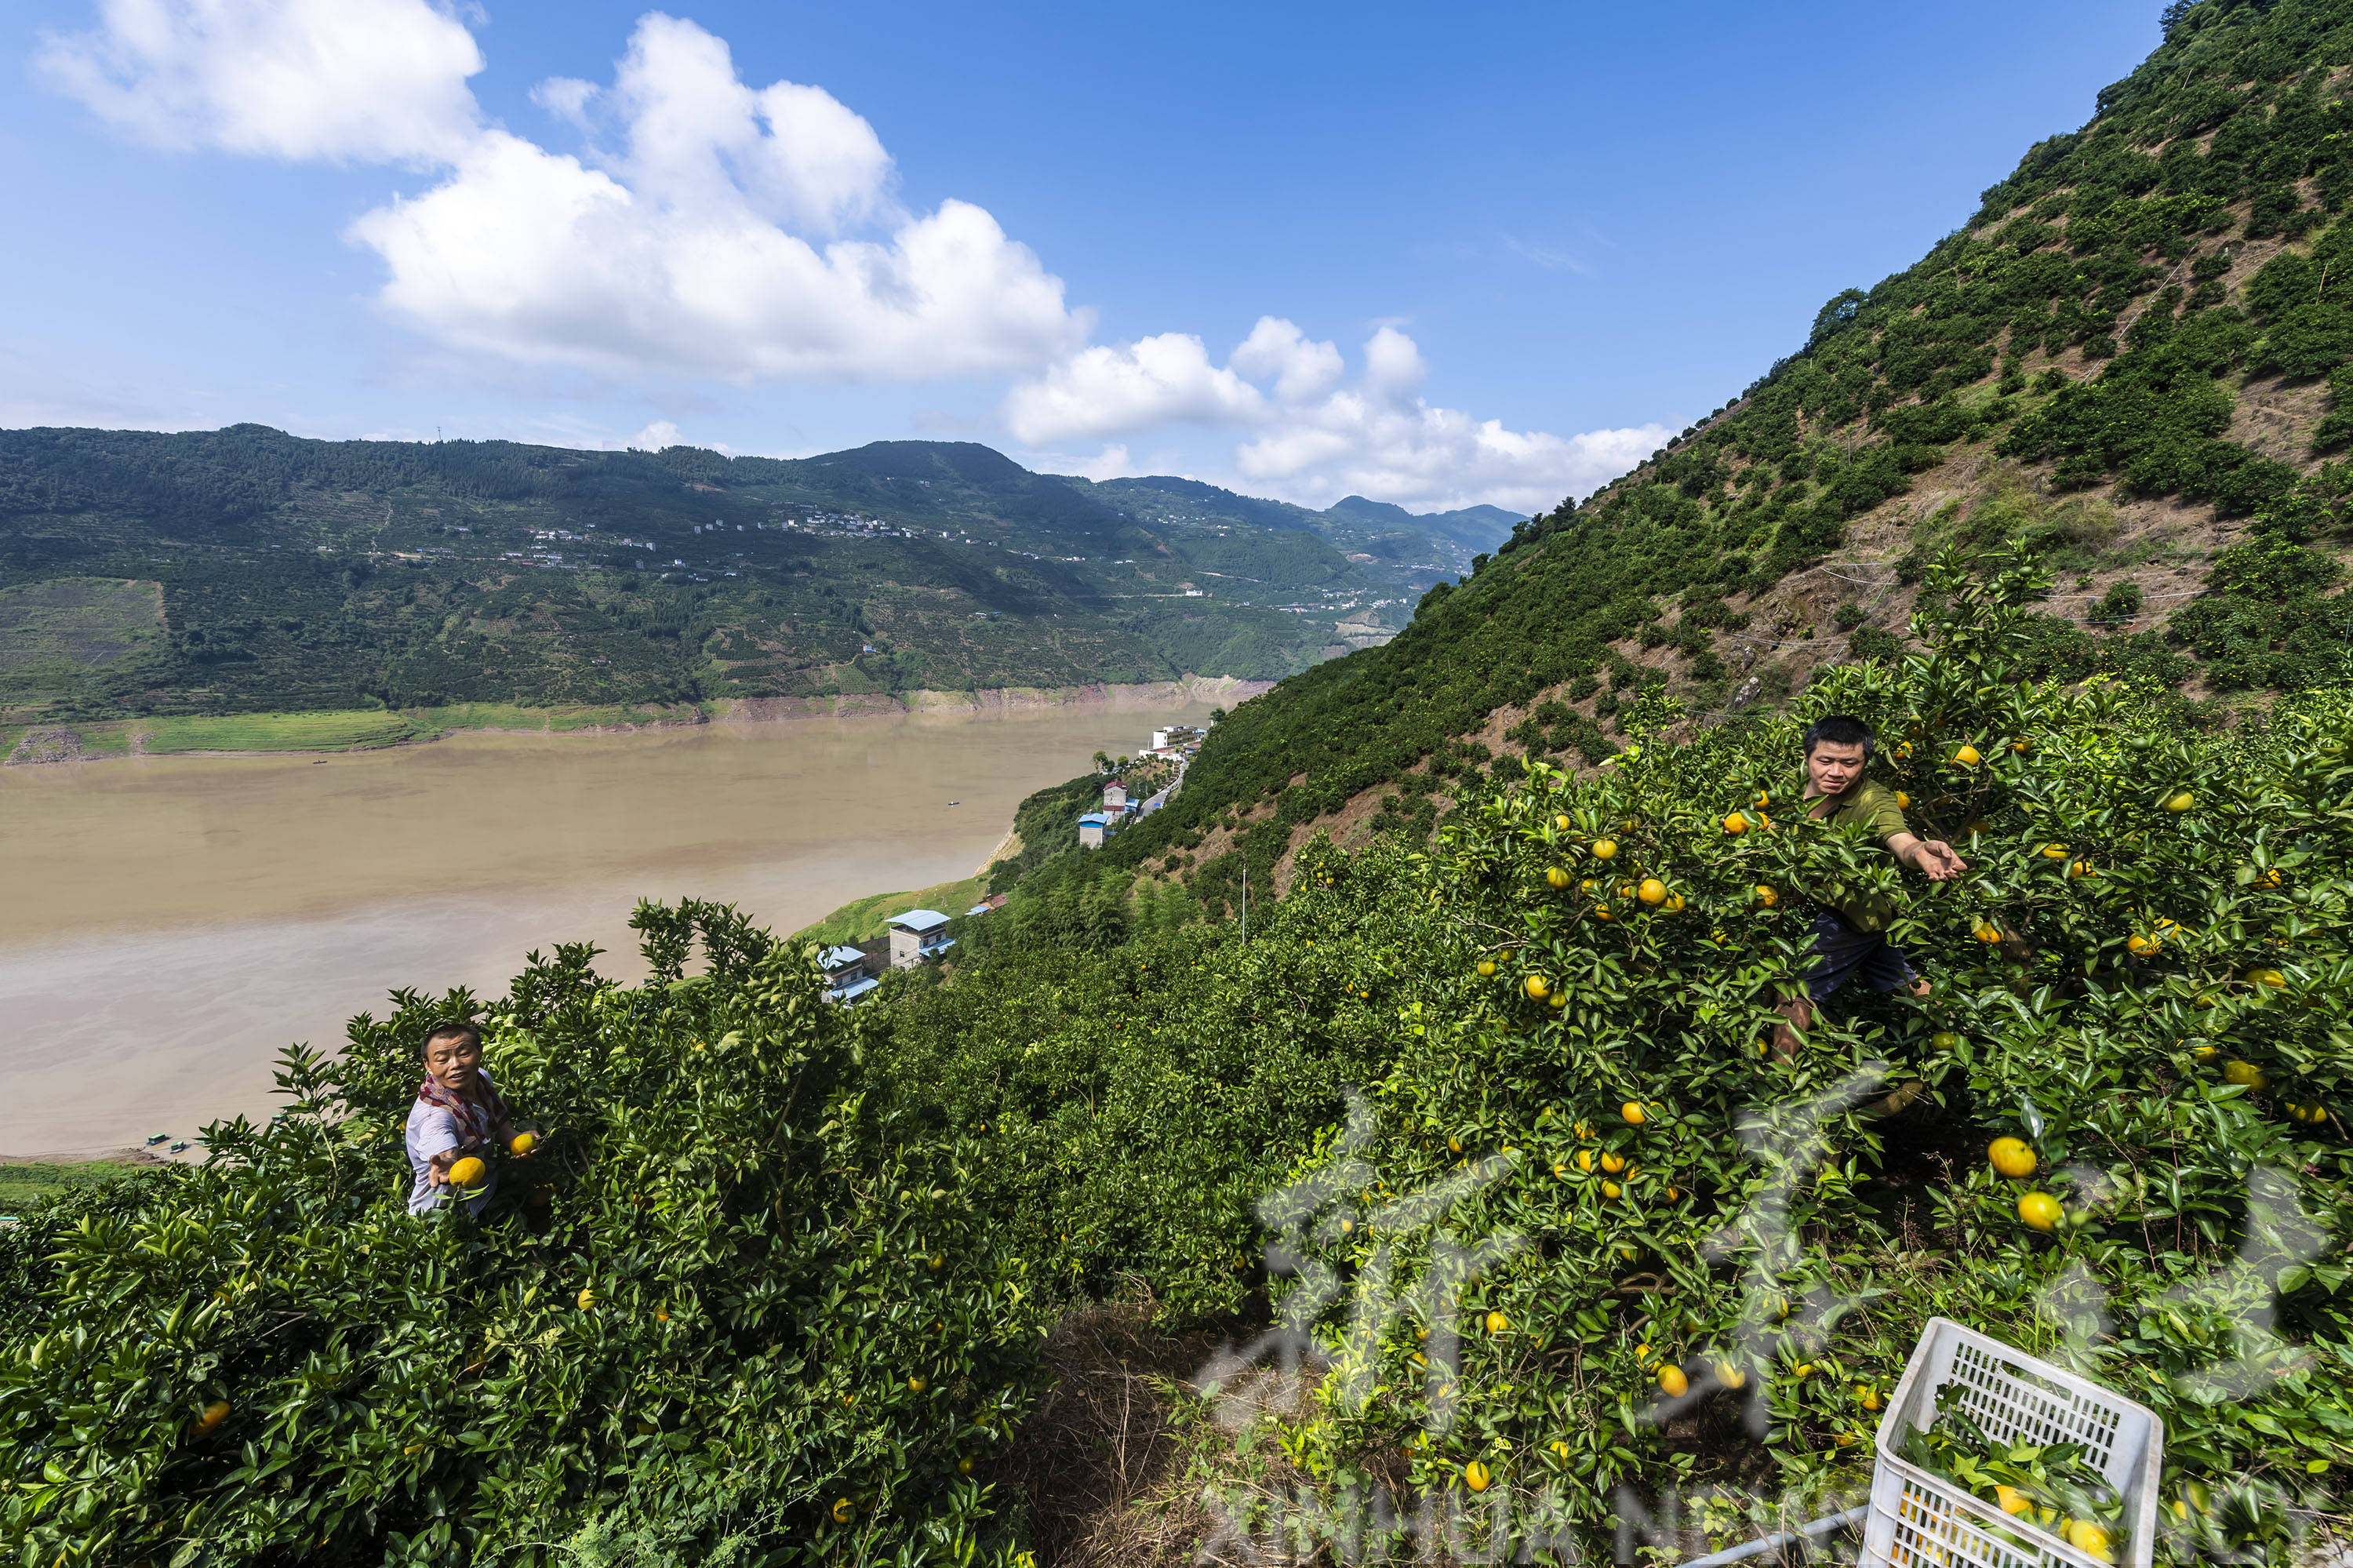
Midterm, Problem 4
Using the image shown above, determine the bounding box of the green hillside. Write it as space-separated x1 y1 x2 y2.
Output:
0 432 1481 729
1059 0 2353 911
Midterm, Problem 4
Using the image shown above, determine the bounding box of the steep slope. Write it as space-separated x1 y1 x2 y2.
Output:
0 431 1426 722
1066 0 2353 912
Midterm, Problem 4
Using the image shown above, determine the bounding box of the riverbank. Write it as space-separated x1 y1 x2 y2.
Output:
0 698 1223 1155
1 675 1270 765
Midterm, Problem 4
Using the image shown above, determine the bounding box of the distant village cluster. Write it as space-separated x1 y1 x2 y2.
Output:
817 722 1206 1003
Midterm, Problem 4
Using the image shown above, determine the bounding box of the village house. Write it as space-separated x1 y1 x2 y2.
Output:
887 909 955 969
820 944 878 1004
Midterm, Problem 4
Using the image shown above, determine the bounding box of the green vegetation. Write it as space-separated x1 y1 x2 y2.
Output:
0 433 1479 730
136 709 426 754
1 904 1038 1564
9 562 2349 1563
0 1162 133 1215
792 875 989 948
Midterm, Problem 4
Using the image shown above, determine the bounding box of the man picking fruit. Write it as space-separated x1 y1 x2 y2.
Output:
1770 715 1967 1057
406 1020 529 1217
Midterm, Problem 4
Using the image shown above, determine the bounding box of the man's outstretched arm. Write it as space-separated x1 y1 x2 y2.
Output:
1888 830 1967 880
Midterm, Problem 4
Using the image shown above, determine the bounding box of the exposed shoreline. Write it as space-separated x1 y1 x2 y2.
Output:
3 675 1271 765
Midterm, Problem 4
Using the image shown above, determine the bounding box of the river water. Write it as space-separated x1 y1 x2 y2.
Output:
0 704 1212 1156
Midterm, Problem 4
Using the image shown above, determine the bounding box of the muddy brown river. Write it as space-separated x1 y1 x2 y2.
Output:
0 704 1213 1155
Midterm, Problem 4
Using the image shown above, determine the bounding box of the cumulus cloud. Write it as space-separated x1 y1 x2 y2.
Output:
43 2 1086 381
1009 318 1667 514
35 0 483 164
38 2 1655 510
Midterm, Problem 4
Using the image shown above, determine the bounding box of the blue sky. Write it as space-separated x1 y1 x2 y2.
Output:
4 0 2162 513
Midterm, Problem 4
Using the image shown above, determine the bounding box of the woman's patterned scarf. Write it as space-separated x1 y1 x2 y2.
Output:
416 1068 506 1151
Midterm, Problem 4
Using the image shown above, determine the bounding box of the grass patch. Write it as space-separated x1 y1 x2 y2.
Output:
0 1162 139 1214
793 875 987 947
138 711 423 754
408 701 704 733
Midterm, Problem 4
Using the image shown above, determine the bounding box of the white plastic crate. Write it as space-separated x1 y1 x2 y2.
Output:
1859 1318 2163 1568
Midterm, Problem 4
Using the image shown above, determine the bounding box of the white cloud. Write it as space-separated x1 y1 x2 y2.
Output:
37 2 1656 511
35 0 483 165
627 419 681 450
1009 318 1667 514
44 3 1086 383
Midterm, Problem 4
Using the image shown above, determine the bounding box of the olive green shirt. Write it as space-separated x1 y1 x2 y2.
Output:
1806 777 1909 933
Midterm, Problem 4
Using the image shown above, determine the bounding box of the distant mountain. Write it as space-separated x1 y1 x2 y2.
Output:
0 430 1441 721
1058 474 1524 584
1323 495 1521 558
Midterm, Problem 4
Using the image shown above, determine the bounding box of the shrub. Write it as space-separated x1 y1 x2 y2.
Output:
0 905 1042 1566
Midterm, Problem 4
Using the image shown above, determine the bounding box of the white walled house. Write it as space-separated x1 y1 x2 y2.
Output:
887 909 955 969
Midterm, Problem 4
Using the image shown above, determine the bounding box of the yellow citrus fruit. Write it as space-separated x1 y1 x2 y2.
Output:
1995 1485 2031 1516
1638 878 1667 905
1599 1151 1626 1173
1754 885 1778 907
577 1287 597 1310
831 1498 854 1524
2011 738 2030 755
1601 1180 1622 1199
2223 1060 2269 1090
1464 1460 1492 1492
191 1399 229 1435
1573 1120 1592 1140
1550 1439 1571 1458
1486 1310 1509 1334
1665 893 1686 911
2070 860 2095 879
2041 843 2069 860
1554 813 1572 831
2190 1042 2219 1060
1856 1385 1882 1411
1988 1137 2038 1178
1621 1101 1647 1125
1931 1030 1961 1050
446 1156 486 1188
1954 744 1981 766
926 1253 944 1271
1449 1136 1464 1153
1657 1364 1689 1397
2165 791 2194 813
1547 992 1566 1011
1524 975 1550 1001
1973 920 2002 944
1575 1149 1595 1173
1592 839 1617 860
958 1457 974 1476
656 1308 671 1322
907 1375 927 1393
2250 968 2288 988
2126 934 2154 955
1591 904 1612 921
1552 1162 1569 1179
509 1132 536 1155
1546 866 1572 890
2068 1520 2114 1561
1717 1362 1747 1390
1476 960 1496 977
2017 1192 2062 1231
1722 813 1748 835
1895 791 1911 809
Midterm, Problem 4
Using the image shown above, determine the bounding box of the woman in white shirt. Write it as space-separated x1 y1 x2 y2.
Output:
405 1021 524 1217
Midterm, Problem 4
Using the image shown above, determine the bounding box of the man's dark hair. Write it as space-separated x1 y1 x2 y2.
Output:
1802 714 1875 759
423 1020 483 1055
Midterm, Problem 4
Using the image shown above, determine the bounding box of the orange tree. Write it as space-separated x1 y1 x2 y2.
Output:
0 901 1041 1566
1239 551 2353 1560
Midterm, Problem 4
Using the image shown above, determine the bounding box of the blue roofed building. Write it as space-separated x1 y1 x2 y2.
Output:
887 908 955 969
